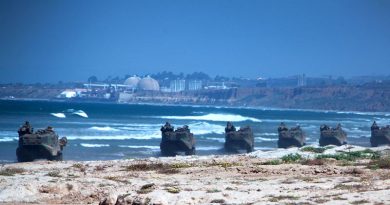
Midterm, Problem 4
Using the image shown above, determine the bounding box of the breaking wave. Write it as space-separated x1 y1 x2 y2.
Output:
0 137 17 142
196 146 220 151
80 143 110 148
88 126 120 132
257 137 278 142
51 113 66 118
67 133 161 140
157 113 261 122
118 145 160 149
185 122 225 135
72 110 88 118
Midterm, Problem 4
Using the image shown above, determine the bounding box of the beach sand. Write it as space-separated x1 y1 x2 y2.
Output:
1 145 390 205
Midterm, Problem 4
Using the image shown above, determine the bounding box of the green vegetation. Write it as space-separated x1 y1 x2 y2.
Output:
206 188 221 193
301 146 326 153
316 149 379 161
281 153 302 163
0 167 26 176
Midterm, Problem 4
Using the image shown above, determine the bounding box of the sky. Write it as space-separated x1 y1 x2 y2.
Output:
0 0 389 83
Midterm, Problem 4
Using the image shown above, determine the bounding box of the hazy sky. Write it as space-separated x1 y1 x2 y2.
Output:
0 0 389 83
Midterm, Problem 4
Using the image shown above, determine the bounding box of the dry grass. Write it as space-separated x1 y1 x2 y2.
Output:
104 176 130 183
137 183 156 194
46 170 61 177
301 158 325 166
268 195 300 202
125 162 186 174
0 167 26 176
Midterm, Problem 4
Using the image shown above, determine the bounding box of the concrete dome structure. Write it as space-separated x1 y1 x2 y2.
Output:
124 76 141 89
138 76 160 91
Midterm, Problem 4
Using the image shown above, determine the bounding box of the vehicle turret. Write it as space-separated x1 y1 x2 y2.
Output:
370 121 390 147
277 122 306 148
224 122 254 153
319 124 347 146
160 122 196 156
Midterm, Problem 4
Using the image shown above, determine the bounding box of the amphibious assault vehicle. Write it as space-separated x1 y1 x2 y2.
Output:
319 124 347 146
224 122 254 153
277 122 306 148
160 122 196 156
370 121 390 147
16 122 67 162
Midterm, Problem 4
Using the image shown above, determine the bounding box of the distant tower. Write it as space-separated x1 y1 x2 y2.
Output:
297 74 306 87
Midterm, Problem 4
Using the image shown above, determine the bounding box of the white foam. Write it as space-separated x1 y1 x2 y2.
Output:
51 113 66 118
259 133 278 136
88 126 120 132
157 113 261 122
0 137 17 142
80 143 110 148
207 137 225 143
257 137 278 142
67 133 161 140
118 145 160 149
196 146 220 151
186 122 225 135
72 110 88 118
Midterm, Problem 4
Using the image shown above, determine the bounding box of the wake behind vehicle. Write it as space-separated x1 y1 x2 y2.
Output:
370 121 390 147
224 122 254 153
160 122 196 156
277 122 306 148
319 124 347 146
16 122 67 162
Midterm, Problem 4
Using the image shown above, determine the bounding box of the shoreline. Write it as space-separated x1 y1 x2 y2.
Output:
2 98 390 115
1 145 389 204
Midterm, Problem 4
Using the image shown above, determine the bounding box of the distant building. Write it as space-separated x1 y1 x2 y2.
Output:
297 74 306 87
138 76 160 91
188 80 203 91
170 80 185 92
123 75 141 90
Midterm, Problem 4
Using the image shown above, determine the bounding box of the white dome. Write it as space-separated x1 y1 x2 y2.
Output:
138 76 160 91
124 76 141 88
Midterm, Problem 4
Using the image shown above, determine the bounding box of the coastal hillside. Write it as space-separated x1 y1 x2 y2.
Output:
1 83 390 112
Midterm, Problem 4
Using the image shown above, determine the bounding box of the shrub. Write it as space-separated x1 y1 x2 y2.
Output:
316 149 379 161
301 158 325 166
301 146 326 153
261 159 282 165
281 153 302 163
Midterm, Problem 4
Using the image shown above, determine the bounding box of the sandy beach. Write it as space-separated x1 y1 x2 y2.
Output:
1 145 390 205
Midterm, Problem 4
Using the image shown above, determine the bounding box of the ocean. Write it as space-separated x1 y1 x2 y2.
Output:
0 100 389 163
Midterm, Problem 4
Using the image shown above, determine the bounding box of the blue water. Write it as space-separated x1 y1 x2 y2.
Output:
0 100 389 162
